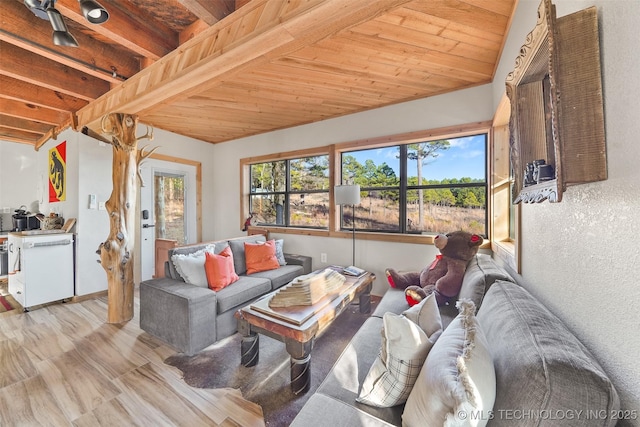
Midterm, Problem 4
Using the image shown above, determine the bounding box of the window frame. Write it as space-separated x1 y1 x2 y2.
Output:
338 136 488 235
247 155 331 229
490 94 521 273
240 122 493 246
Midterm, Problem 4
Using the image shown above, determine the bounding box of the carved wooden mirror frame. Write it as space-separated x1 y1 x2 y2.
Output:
506 0 562 203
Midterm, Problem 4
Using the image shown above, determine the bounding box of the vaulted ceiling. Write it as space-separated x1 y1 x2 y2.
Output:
0 0 517 148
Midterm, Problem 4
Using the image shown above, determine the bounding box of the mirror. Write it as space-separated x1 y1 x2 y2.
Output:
506 0 562 203
506 0 606 204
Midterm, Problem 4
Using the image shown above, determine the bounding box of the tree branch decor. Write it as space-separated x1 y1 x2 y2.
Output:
96 113 156 324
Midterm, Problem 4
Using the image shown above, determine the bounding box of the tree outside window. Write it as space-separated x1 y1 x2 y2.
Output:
341 134 487 235
249 156 330 228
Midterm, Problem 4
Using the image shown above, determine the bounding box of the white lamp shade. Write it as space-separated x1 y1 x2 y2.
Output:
335 184 360 205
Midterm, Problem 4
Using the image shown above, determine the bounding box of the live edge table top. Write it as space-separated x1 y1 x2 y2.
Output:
235 271 375 344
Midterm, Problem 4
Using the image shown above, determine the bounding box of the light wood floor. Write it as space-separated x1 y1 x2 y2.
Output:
0 282 265 427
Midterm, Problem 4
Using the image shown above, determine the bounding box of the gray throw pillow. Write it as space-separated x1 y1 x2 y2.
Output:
229 235 266 275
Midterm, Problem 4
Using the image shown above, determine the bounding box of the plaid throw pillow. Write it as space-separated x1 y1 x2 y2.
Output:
357 294 442 407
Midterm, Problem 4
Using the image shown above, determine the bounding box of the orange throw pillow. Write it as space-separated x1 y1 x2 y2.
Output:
245 240 280 274
204 246 239 291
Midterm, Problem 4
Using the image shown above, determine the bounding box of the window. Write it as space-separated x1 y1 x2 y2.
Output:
340 134 487 236
154 172 186 244
490 94 520 273
249 155 330 228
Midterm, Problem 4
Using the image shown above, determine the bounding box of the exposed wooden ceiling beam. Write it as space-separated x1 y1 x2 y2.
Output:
176 0 235 24
0 115 53 135
0 75 88 112
54 0 178 60
0 98 71 126
34 118 72 151
0 127 41 144
0 41 110 101
0 1 139 82
76 0 414 130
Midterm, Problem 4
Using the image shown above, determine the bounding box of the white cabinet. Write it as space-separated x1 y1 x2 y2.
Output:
7 232 75 311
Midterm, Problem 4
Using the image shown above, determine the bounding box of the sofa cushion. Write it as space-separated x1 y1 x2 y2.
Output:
204 246 239 291
372 287 460 330
477 281 620 426
357 294 442 408
229 235 267 275
315 316 404 425
458 254 515 310
372 287 408 318
215 275 271 313
403 300 495 427
248 264 304 290
245 240 280 274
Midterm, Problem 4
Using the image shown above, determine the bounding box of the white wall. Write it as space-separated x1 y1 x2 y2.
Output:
492 0 640 420
211 84 495 296
0 142 40 221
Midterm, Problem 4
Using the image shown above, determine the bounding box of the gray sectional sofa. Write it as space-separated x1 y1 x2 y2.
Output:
291 254 620 426
139 234 312 355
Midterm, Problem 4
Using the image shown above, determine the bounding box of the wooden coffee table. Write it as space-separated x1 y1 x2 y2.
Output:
235 271 375 394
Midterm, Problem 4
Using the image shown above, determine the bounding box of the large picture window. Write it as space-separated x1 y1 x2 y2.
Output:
340 134 487 236
241 123 490 243
249 155 330 228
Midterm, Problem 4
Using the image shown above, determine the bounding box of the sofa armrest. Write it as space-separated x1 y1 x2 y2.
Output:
284 253 312 274
140 277 218 355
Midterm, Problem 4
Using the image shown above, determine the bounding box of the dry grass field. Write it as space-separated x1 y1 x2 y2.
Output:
255 194 485 235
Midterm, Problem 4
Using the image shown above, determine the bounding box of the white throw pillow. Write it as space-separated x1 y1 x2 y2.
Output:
403 300 496 427
274 239 287 265
171 245 216 288
403 292 443 336
357 294 442 407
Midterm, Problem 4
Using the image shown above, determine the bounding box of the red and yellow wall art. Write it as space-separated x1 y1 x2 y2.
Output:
49 141 66 202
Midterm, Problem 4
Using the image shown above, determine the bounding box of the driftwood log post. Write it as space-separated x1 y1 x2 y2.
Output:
97 113 155 323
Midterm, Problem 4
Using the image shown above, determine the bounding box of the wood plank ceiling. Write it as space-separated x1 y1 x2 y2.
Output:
0 0 517 148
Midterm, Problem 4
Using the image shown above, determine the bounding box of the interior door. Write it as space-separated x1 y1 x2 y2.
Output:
139 159 196 281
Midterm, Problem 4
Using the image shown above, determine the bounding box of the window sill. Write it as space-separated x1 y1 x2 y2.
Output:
253 226 491 248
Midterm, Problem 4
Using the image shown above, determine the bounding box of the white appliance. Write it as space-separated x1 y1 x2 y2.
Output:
7 231 75 311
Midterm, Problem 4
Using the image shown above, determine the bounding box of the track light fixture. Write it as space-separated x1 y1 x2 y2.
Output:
79 0 109 24
47 6 79 47
23 0 109 47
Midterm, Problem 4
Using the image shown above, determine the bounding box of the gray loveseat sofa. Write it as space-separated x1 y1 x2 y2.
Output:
291 254 620 426
140 234 311 355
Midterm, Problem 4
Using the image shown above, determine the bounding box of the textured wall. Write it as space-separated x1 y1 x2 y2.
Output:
495 0 640 421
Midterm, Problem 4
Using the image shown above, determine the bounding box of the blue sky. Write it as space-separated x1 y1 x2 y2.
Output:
346 134 486 181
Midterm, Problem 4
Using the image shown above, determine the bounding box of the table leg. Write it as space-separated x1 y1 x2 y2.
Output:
238 319 259 367
285 339 313 395
359 283 372 314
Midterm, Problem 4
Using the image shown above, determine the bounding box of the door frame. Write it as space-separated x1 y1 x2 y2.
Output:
135 153 202 284
149 153 202 242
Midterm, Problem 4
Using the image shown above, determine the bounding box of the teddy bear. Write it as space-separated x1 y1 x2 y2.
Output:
385 231 482 306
